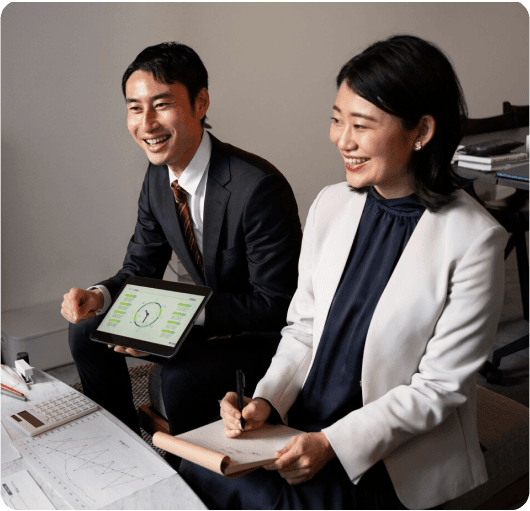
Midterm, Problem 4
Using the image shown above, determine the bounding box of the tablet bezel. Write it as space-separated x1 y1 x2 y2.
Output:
89 276 212 358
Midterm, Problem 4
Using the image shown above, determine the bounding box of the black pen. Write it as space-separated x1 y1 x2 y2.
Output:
236 369 246 431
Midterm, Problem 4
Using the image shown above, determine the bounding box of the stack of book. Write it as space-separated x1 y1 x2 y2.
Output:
457 151 528 172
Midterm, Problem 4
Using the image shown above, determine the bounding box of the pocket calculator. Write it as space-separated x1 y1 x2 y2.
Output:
8 391 98 436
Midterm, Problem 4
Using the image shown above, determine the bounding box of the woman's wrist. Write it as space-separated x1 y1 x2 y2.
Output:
317 432 336 460
253 397 273 419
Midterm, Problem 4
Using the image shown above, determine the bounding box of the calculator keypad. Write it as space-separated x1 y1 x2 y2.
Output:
9 391 98 436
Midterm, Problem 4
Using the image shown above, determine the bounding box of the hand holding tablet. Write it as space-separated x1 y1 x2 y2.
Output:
110 345 149 357
90 277 212 358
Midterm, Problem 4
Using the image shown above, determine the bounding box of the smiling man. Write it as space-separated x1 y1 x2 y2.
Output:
60 42 302 451
126 71 207 175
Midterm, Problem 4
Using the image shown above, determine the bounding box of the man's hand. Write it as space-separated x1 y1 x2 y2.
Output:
264 432 336 485
112 346 149 357
220 392 272 437
61 288 103 324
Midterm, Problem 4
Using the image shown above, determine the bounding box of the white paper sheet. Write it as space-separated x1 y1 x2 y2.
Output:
177 419 302 467
15 411 174 509
1 469 55 509
1 421 22 464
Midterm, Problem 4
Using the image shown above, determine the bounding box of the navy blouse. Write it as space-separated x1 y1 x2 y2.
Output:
289 187 426 432
180 187 426 510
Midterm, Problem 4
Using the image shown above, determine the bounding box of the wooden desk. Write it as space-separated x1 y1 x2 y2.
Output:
1 369 206 510
454 127 529 191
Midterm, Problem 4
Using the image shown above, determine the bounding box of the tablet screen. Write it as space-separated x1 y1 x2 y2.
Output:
96 282 207 350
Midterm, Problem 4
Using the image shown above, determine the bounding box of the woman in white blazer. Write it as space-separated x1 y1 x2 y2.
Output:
180 35 508 510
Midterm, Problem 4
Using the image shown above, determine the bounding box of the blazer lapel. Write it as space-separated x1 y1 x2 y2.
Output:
160 173 205 285
362 209 444 402
313 190 368 349
202 136 231 290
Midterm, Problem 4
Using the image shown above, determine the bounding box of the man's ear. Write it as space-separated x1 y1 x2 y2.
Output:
195 88 210 120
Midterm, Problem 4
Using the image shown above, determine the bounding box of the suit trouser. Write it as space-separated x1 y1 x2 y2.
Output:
69 316 280 439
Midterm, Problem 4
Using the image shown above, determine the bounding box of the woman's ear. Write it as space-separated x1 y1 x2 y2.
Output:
417 115 436 147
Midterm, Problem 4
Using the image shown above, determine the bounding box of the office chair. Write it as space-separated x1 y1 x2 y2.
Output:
461 105 529 383
460 110 519 136
503 101 530 127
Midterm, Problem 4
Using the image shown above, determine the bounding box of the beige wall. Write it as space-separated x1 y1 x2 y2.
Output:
2 2 528 311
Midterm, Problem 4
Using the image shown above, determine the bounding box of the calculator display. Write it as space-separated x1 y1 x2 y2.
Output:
17 410 45 427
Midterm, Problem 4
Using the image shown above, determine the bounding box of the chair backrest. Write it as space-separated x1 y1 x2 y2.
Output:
460 111 519 137
503 102 529 128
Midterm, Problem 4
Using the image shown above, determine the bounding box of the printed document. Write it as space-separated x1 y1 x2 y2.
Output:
14 411 174 509
1 469 55 509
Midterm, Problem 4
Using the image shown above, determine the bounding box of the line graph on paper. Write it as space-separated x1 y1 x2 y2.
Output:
15 412 174 509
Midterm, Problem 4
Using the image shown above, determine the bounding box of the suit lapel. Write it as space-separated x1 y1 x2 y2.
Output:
203 136 231 290
160 171 205 285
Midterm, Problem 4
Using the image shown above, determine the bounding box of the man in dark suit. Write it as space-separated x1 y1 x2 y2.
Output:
61 42 302 443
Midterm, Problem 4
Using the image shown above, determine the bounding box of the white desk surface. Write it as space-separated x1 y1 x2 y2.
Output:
1 369 207 510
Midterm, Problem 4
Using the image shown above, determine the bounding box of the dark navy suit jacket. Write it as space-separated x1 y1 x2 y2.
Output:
97 133 302 337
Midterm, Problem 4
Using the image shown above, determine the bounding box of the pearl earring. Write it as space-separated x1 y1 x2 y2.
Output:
414 141 422 151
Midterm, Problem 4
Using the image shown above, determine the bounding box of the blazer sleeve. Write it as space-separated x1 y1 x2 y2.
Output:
204 171 303 333
322 223 508 482
253 188 327 417
96 168 172 298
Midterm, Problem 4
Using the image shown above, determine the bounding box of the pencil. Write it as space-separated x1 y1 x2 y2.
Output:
1 389 27 401
1 383 25 397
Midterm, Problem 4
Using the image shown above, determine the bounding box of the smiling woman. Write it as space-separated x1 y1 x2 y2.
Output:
179 35 509 510
329 84 435 199
333 35 468 210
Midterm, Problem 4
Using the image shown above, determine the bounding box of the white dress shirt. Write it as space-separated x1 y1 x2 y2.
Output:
167 129 211 255
91 131 212 327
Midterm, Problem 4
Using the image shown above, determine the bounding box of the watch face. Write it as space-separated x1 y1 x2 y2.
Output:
134 302 162 327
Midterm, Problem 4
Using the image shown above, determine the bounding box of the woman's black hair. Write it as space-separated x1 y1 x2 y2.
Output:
336 35 468 211
122 42 211 128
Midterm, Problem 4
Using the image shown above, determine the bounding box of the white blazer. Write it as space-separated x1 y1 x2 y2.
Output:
254 183 508 510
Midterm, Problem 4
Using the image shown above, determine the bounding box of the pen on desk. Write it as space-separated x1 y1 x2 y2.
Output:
1 383 25 397
236 369 246 431
2 364 29 390
0 387 28 401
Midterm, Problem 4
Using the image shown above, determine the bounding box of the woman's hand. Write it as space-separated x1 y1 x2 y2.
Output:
220 392 272 438
264 432 336 485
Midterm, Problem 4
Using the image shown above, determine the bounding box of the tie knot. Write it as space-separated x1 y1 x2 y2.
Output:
171 180 187 205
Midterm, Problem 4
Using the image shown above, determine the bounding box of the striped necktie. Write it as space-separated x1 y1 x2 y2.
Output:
171 180 205 278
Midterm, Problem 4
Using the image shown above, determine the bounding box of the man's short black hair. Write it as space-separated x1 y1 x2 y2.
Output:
337 35 468 211
122 42 211 128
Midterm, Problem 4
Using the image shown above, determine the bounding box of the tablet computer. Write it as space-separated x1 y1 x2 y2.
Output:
89 276 212 358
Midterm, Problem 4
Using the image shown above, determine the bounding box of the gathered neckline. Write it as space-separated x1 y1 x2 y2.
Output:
368 187 425 217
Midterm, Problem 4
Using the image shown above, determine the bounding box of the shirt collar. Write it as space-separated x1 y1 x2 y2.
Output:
168 130 212 195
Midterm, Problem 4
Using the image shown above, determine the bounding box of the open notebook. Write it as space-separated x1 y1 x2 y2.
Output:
153 419 303 477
